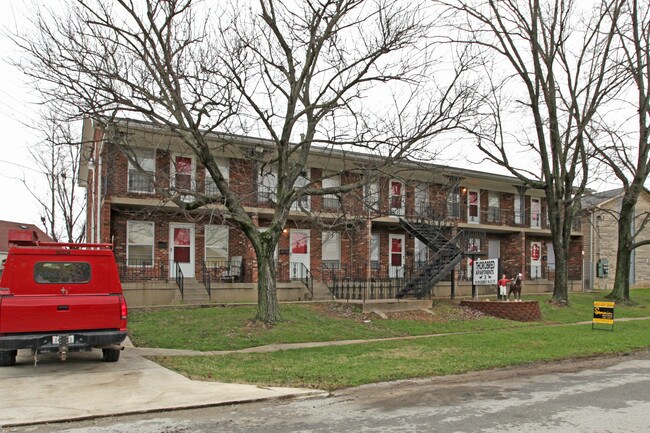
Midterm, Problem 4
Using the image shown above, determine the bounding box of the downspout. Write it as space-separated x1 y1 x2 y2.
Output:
95 136 104 243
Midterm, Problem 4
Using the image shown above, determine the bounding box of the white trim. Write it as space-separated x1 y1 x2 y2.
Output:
169 223 195 278
126 221 155 267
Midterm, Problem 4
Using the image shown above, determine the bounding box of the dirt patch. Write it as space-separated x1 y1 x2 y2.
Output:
308 302 486 323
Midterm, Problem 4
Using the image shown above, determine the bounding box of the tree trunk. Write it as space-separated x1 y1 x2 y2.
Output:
552 252 569 303
255 244 283 324
608 195 635 303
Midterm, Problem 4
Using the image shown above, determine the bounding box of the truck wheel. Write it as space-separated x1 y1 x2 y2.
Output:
102 348 121 362
0 350 17 367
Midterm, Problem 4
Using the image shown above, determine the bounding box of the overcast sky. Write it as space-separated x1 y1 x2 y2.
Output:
0 1 50 226
0 0 626 230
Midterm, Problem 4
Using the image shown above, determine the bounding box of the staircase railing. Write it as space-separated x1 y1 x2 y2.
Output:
290 262 314 300
397 230 465 298
202 260 211 298
174 261 184 298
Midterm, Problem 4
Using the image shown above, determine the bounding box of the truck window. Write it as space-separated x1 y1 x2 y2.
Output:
34 262 92 284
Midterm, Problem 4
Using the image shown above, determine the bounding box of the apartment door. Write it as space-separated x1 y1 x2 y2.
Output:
531 197 541 228
531 241 542 278
169 223 195 278
389 234 405 278
290 229 311 278
468 189 480 223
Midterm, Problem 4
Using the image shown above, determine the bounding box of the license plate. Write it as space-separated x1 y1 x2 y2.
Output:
52 335 74 344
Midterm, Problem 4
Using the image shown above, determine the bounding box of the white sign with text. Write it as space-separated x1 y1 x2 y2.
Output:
473 258 498 285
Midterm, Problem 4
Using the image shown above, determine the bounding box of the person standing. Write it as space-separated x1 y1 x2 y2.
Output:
497 274 512 301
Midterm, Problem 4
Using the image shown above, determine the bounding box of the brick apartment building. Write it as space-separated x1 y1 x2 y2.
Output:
79 118 584 306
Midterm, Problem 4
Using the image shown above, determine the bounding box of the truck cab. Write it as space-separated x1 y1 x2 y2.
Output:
0 230 128 366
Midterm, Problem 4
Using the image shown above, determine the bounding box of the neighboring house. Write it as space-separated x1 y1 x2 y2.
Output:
0 220 54 263
79 118 584 306
581 188 650 291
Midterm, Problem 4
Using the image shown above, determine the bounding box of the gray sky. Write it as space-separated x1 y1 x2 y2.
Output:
0 0 50 226
0 0 626 230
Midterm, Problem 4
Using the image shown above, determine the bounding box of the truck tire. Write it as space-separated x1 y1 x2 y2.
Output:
0 350 17 367
102 348 121 362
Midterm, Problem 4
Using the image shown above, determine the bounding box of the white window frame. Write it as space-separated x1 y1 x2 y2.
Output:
258 166 278 203
127 148 155 194
515 193 524 224
370 233 380 269
205 157 230 197
292 168 311 211
447 186 460 218
488 191 500 222
126 221 154 267
322 231 340 269
365 182 380 212
204 225 229 262
415 182 429 215
322 174 340 210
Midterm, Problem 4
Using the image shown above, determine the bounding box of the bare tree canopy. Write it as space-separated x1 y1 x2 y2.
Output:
441 0 625 302
588 0 650 303
25 108 86 244
13 0 474 322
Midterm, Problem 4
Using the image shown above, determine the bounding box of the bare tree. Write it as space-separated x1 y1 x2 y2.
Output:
25 108 86 243
13 0 473 323
442 0 625 303
588 0 650 304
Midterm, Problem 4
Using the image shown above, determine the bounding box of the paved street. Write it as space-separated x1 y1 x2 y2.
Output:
5 351 650 433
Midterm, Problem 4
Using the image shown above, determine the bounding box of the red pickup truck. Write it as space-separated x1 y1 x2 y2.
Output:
0 230 128 366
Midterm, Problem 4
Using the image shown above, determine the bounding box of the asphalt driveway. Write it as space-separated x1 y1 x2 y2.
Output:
0 344 324 427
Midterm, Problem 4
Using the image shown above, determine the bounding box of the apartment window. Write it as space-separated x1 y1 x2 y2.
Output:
205 157 229 197
204 225 229 262
415 183 429 216
364 182 380 212
322 174 340 210
127 221 154 266
127 148 155 193
292 169 311 211
514 194 524 224
487 192 500 223
258 166 277 203
370 233 380 270
447 186 460 218
322 231 340 269
389 180 404 215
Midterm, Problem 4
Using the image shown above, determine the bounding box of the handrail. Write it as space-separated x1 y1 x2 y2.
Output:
290 262 314 300
202 260 211 297
174 261 184 298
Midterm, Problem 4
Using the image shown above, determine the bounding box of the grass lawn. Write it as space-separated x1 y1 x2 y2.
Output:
130 289 650 390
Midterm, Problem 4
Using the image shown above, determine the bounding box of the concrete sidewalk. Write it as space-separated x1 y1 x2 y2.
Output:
0 347 326 427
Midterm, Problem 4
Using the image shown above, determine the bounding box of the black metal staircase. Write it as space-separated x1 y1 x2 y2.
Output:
397 219 464 299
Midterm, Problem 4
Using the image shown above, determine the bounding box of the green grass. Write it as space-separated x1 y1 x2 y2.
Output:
132 289 650 390
129 289 650 351
128 302 523 351
154 320 650 390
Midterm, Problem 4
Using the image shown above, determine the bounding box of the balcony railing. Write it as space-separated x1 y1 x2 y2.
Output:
117 258 167 282
321 195 341 210
127 171 155 193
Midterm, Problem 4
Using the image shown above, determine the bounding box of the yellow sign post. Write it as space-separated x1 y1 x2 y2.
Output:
592 301 615 331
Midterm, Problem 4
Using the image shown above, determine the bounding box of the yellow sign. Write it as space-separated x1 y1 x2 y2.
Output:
593 301 615 325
